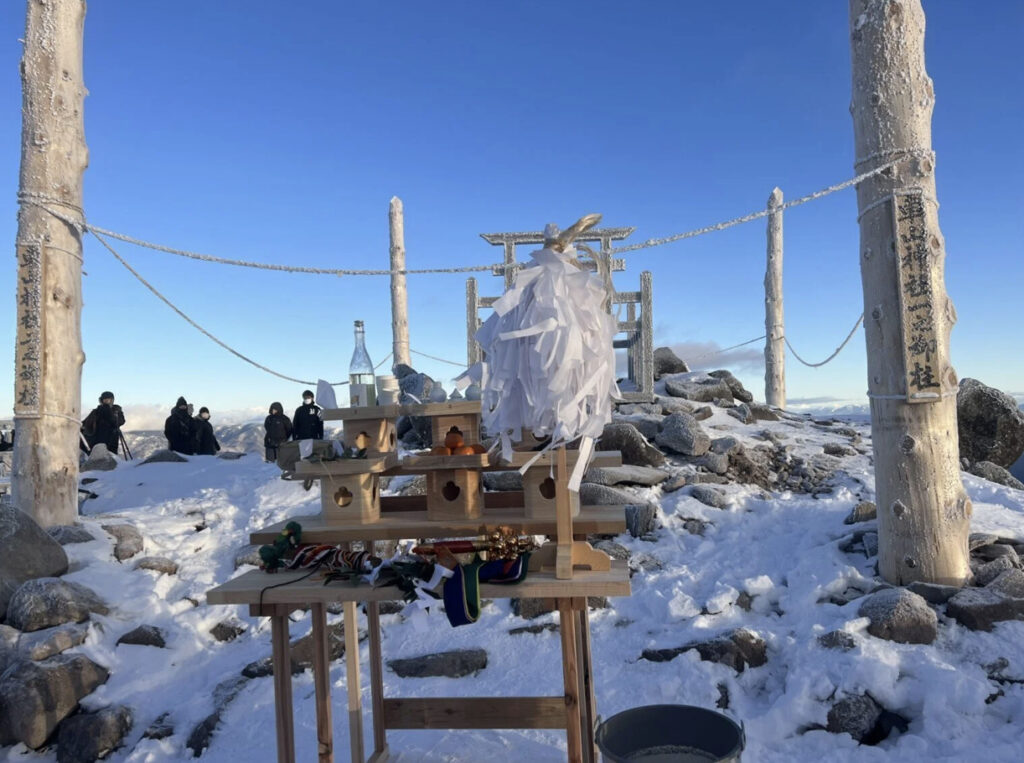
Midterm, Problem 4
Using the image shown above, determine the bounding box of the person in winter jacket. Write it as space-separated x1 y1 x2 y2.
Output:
164 396 195 454
193 406 220 455
292 390 323 440
81 391 126 455
264 402 292 462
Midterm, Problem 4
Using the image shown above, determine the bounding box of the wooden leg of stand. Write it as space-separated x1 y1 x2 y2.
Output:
311 604 334 762
270 611 296 763
575 598 597 763
367 601 389 760
555 447 574 579
558 598 583 763
344 601 365 762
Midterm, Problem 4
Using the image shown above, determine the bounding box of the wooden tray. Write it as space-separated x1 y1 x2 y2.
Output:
291 452 398 477
323 401 481 422
401 452 490 470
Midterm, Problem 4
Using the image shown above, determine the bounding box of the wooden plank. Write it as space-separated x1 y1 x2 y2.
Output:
558 598 583 763
381 697 568 730
402 453 490 470
576 599 598 763
323 401 481 421
383 449 622 475
344 601 364 763
310 604 334 763
293 452 397 477
270 614 296 763
366 602 387 757
249 505 627 544
555 447 573 580
207 563 631 606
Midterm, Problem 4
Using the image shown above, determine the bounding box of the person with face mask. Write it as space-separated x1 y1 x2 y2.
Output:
292 390 323 440
264 402 293 462
193 407 221 455
81 391 126 455
164 396 196 454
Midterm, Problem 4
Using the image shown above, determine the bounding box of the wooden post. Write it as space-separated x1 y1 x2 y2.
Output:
12 0 88 527
466 277 480 366
271 612 297 763
310 604 334 763
850 0 970 585
764 187 785 409
389 196 410 369
343 600 365 762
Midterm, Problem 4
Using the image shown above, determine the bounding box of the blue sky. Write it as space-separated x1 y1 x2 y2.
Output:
1 1 1022 425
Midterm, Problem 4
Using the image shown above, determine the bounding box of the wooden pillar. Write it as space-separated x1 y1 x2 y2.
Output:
389 196 410 368
639 271 654 401
466 277 480 366
343 601 365 761
850 0 969 585
13 0 88 527
764 187 786 409
310 604 334 762
270 612 297 763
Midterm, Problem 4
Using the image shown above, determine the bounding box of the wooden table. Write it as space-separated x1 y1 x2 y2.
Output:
207 562 630 763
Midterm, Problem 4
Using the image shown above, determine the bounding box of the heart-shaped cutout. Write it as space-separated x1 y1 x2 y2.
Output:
442 481 461 501
334 486 353 507
539 477 557 500
354 432 371 449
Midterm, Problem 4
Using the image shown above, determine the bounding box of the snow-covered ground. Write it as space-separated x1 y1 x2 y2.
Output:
3 408 1024 762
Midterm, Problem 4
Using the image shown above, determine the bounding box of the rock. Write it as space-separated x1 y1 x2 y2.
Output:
142 712 174 740
967 460 1024 490
46 525 95 545
511 598 607 620
81 444 118 472
661 473 689 493
17 622 91 660
583 465 668 487
824 442 857 457
134 556 178 575
974 543 1021 564
210 621 246 643
593 540 631 561
388 648 487 678
946 587 1024 631
681 518 709 536
117 624 166 648
101 523 144 561
665 375 733 403
957 378 1024 467
692 406 713 421
975 556 1016 587
709 436 741 456
384 474 427 496
242 621 351 677
970 533 1000 551
0 623 18 649
844 501 877 525
186 676 248 756
726 404 754 425
509 622 559 636
707 370 753 403
694 451 730 475
217 451 246 460
139 449 189 464
598 422 666 467
653 347 689 378
579 483 638 506
656 397 695 415
689 485 727 509
234 545 263 569
858 588 937 644
482 471 522 491
625 504 658 538
6 578 109 632
906 581 961 605
641 628 766 673
827 694 882 743
0 655 109 749
988 569 1024 598
655 413 710 456
748 403 781 422
0 504 69 620
817 630 856 651
862 531 879 558
56 705 132 763
616 402 663 416
613 414 662 441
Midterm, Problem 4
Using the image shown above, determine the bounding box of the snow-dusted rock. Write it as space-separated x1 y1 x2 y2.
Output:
81 444 118 472
655 412 710 456
579 483 637 506
987 568 1024 598
583 465 667 487
388 648 487 678
973 543 1020 564
817 630 856 651
967 460 1024 490
824 442 857 457
906 581 961 604
974 556 1016 587
140 449 189 464
134 556 179 575
653 346 689 378
858 588 937 644
640 628 766 673
117 624 166 648
625 504 658 538
689 485 727 509
708 370 753 403
616 402 663 416
101 523 144 561
826 693 882 743
957 378 1024 467
843 501 877 524
186 676 248 757
664 375 733 403
209 620 246 643
748 403 781 422
46 524 95 545
614 413 662 441
6 578 109 632
56 705 132 763
17 622 91 660
598 422 666 467
481 470 523 491
946 587 1024 631
727 403 754 424
0 503 69 620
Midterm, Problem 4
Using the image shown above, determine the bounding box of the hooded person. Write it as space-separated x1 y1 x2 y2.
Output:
81 391 126 455
292 389 323 440
193 406 221 456
164 396 195 454
264 401 293 462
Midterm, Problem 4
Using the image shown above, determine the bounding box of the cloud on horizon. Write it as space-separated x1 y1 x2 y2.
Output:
120 404 266 432
669 341 764 373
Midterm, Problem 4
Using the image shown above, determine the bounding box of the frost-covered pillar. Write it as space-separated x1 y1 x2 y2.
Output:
389 196 410 368
764 187 785 409
850 0 969 585
12 0 88 527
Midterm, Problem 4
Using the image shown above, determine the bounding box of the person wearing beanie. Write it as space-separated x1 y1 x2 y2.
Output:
264 401 292 462
164 396 195 454
292 389 323 440
81 390 126 455
192 406 220 456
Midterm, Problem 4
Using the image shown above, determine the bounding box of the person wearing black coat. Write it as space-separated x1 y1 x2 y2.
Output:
292 390 323 440
193 407 220 455
82 391 126 455
164 396 195 454
264 402 292 462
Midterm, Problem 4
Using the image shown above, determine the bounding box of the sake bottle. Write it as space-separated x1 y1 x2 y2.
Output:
349 320 376 406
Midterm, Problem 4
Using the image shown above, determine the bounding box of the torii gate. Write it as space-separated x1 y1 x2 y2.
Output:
465 226 655 402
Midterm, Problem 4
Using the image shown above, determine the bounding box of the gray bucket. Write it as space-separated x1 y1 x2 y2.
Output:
595 704 744 762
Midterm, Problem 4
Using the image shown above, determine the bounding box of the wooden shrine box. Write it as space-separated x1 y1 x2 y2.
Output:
341 417 397 456
425 468 483 520
505 451 584 519
293 453 396 525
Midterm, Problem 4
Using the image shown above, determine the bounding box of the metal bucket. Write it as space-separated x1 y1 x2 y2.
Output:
595 704 744 762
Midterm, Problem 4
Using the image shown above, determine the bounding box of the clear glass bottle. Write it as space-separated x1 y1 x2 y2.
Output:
349 320 376 406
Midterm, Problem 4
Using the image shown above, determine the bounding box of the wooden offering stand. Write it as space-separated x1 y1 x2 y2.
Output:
207 400 631 763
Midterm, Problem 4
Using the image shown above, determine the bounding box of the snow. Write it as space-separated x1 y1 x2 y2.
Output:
3 411 1024 762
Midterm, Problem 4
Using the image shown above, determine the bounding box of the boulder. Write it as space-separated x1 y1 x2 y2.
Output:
957 378 1024 467
827 694 882 743
694 451 729 475
664 375 733 404
655 412 710 456
641 628 766 673
482 471 523 491
974 556 1016 587
967 460 1024 490
616 402 663 416
117 625 166 649
46 525 95 545
101 523 144 561
692 406 714 421
0 503 69 620
973 543 1020 564
988 568 1024 598
614 414 662 441
817 630 856 651
139 449 188 464
388 648 487 678
56 705 132 763
726 404 754 425
242 621 351 677
81 444 118 473
579 484 637 507
186 676 248 757
582 465 668 487
134 556 179 575
17 622 91 660
689 485 727 509
0 655 109 749
748 403 781 422
945 587 1024 631
653 347 689 378
656 396 695 415
708 370 754 403
709 436 741 456
216 451 246 460
593 540 631 561
6 578 109 632
824 443 857 457
142 713 174 741
906 581 961 605
858 588 937 644
625 504 658 538
210 621 246 643
598 422 666 467
843 501 877 525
